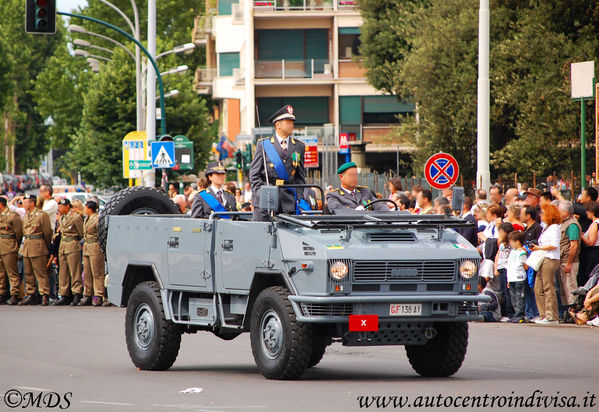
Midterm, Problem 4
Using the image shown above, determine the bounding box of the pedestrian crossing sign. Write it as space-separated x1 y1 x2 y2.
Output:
151 141 175 169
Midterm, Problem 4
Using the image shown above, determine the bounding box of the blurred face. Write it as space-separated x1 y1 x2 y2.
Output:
275 119 295 137
520 208 531 223
508 239 520 250
586 209 595 220
417 192 430 207
339 168 358 191
209 172 226 187
58 204 69 215
490 188 501 203
559 207 569 221
39 187 50 200
526 194 539 207
581 190 591 203
84 205 94 216
23 199 35 211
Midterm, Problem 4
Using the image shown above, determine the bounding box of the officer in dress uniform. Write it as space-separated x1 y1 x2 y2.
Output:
79 200 107 307
325 162 388 214
0 197 23 305
250 104 307 221
53 198 84 306
19 194 53 306
191 161 237 218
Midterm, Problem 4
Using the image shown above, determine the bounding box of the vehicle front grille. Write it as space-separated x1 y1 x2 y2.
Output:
367 232 416 242
457 301 478 316
353 260 456 282
301 303 354 317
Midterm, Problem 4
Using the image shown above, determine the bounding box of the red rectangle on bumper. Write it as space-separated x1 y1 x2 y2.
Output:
349 314 379 331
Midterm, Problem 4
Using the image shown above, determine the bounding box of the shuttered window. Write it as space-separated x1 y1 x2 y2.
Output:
219 52 240 76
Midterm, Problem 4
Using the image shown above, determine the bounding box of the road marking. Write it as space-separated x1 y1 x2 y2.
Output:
80 400 134 406
15 386 53 392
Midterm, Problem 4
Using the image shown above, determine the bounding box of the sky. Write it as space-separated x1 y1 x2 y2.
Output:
58 0 88 13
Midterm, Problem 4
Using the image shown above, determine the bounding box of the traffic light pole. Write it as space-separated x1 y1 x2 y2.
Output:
57 11 166 136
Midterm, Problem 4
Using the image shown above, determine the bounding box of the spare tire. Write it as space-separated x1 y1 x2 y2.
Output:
98 186 179 254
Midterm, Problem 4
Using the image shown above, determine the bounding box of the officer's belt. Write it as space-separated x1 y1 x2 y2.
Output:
25 234 43 239
0 234 15 239
85 238 98 243
62 236 79 242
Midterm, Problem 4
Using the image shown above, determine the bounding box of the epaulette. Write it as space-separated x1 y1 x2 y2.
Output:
224 189 234 195
257 136 269 142
292 138 304 146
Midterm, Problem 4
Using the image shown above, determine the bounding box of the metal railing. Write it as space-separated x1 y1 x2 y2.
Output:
255 58 332 79
192 15 212 44
254 0 334 11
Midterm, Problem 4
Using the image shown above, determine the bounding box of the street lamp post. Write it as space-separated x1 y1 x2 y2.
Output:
476 0 491 191
73 39 114 55
74 49 113 62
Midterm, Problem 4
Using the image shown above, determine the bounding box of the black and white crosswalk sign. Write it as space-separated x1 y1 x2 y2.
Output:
151 141 175 169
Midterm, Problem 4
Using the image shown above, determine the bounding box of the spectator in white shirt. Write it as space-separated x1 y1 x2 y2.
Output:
7 196 26 218
40 185 58 231
531 203 561 324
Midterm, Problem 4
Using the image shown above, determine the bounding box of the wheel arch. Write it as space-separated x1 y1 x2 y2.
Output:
243 271 295 331
121 263 164 307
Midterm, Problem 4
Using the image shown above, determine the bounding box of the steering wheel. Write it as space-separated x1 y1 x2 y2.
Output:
364 199 398 211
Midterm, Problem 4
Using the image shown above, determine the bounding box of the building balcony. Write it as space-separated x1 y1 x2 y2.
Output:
192 15 212 45
253 0 358 12
194 67 217 94
255 59 333 80
233 68 245 85
338 59 366 78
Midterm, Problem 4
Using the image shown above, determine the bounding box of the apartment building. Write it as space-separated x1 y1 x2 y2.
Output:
193 0 415 173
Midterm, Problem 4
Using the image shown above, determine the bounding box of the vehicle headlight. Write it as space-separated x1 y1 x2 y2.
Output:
459 260 477 279
329 261 348 281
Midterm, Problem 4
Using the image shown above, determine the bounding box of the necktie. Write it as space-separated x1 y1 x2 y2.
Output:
216 190 223 204
281 139 288 155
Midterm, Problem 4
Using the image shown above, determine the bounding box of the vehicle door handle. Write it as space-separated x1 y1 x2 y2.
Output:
222 239 233 251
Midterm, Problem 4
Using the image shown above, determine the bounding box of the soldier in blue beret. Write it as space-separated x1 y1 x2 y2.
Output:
325 162 388 214
249 104 308 221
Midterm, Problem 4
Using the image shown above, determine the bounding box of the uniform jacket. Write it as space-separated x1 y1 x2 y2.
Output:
325 186 387 214
191 187 236 218
250 136 306 213
22 208 53 258
83 213 103 256
0 208 23 255
57 211 83 255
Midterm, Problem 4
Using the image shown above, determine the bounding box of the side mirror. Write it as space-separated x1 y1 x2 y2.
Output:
259 186 279 214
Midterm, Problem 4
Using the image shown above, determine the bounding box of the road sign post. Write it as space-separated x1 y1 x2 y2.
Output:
424 152 460 190
123 131 148 182
571 61 595 191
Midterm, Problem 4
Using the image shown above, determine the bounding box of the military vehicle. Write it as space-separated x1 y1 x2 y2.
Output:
99 186 488 380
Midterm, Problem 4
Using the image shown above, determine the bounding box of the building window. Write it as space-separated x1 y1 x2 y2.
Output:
257 29 328 69
257 97 330 126
219 52 240 77
218 0 238 15
338 27 360 60
362 96 414 124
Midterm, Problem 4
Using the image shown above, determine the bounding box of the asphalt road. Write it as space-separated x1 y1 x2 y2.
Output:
0 306 597 412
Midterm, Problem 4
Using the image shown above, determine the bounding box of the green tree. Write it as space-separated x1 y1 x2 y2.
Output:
0 0 62 172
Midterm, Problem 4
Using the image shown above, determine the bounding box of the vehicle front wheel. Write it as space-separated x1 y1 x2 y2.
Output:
250 286 313 380
125 281 182 371
405 322 468 377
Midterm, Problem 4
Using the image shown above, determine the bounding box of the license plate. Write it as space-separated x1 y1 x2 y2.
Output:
389 303 422 316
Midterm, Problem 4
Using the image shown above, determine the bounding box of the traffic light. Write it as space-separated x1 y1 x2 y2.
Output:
26 0 56 34
235 150 242 169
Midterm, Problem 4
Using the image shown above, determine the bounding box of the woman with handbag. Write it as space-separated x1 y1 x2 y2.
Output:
531 204 561 324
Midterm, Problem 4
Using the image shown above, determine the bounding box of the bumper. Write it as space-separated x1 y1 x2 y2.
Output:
288 294 489 323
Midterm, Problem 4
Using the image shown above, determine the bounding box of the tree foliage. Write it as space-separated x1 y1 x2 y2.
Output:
360 0 599 182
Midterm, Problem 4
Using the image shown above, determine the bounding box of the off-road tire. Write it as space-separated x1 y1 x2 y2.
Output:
405 322 468 377
125 281 182 371
308 335 331 368
250 286 313 380
98 186 179 254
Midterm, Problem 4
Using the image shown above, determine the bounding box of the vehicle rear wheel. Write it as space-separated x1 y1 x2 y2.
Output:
98 186 179 254
125 281 182 371
250 286 313 380
405 322 468 377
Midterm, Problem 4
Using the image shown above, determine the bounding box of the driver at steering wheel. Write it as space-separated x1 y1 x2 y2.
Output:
325 162 389 214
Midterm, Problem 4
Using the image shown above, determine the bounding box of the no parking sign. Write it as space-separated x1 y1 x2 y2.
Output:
424 153 459 190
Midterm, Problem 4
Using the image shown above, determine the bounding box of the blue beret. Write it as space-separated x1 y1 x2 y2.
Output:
337 162 356 174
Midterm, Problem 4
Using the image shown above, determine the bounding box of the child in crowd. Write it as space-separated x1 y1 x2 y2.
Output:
478 277 500 322
507 230 528 323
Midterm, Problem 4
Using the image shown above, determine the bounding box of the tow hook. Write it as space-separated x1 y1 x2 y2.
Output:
424 326 437 340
